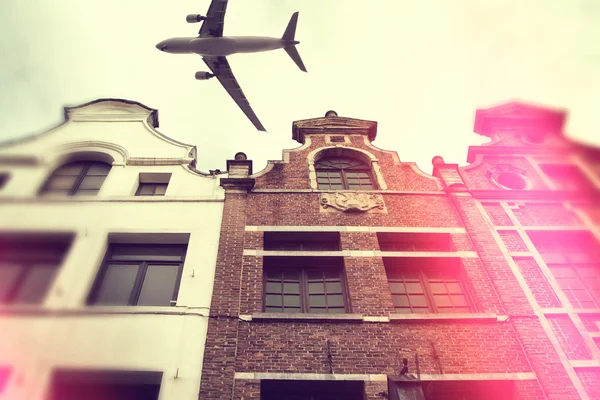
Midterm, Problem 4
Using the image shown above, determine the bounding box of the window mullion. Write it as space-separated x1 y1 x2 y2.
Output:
301 269 308 313
574 265 600 307
340 169 349 190
71 163 90 195
421 269 436 312
130 262 147 305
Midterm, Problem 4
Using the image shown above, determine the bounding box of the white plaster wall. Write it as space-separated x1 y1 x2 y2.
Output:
0 100 225 400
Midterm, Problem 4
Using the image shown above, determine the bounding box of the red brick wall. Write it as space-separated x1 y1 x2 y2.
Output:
481 203 513 226
499 231 528 252
246 194 462 227
548 315 593 360
235 321 532 375
576 368 600 400
514 258 562 308
512 204 580 226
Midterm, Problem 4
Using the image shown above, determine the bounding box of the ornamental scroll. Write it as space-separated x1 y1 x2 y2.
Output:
320 192 385 213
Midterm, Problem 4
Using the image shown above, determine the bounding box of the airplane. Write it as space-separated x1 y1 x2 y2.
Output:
156 0 307 131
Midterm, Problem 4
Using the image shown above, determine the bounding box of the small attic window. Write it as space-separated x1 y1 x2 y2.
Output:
330 136 345 143
136 173 171 196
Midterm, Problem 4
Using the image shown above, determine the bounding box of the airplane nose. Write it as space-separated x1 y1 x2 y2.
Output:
155 42 166 51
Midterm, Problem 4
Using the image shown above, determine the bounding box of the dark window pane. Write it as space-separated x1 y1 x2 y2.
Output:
137 184 156 196
94 264 139 305
265 281 282 293
137 265 180 306
56 163 84 175
87 163 111 175
153 184 168 196
309 294 326 306
13 265 57 304
48 176 78 190
283 295 300 307
0 264 21 301
79 176 107 190
283 282 300 294
265 294 282 307
327 294 344 307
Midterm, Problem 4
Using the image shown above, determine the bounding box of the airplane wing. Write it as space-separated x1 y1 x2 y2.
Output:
199 0 228 37
203 56 266 131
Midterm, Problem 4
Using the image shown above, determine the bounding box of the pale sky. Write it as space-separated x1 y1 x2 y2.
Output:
0 0 599 173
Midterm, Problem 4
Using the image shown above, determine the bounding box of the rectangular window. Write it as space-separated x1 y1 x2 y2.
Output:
135 173 171 196
377 232 453 252
385 258 472 314
540 164 592 191
421 380 515 400
261 379 363 400
264 257 347 313
529 231 600 309
88 243 186 306
0 234 72 305
264 232 340 251
50 369 162 400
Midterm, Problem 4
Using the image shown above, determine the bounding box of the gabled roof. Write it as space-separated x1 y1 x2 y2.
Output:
473 101 567 137
64 98 159 127
292 111 378 143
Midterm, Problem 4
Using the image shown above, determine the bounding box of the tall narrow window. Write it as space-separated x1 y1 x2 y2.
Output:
264 257 347 313
88 243 187 306
0 235 72 305
529 231 600 309
385 258 472 314
40 161 111 196
539 164 592 191
315 157 374 190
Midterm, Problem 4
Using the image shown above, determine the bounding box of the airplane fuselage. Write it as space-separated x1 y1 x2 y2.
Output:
156 36 298 57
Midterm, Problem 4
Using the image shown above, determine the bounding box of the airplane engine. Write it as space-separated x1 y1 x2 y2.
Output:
195 71 215 80
186 14 206 23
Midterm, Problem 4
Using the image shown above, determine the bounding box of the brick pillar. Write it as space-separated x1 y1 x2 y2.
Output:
200 154 255 399
433 157 581 400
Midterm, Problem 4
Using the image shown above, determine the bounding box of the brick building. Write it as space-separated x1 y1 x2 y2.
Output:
200 103 600 400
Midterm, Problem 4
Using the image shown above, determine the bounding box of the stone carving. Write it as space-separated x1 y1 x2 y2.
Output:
320 192 384 213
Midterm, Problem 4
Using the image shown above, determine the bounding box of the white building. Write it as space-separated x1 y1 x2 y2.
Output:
0 99 225 400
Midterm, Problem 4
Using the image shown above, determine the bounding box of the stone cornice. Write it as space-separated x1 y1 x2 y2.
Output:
292 115 377 144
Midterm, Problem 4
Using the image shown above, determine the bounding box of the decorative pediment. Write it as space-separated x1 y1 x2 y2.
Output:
473 101 566 137
65 98 159 127
320 192 385 213
292 112 377 144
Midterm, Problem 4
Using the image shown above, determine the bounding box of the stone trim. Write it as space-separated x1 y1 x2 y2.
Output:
245 226 466 233
234 372 537 381
243 250 478 258
571 360 600 368
251 189 444 195
389 313 500 323
0 196 224 203
0 305 210 317
249 313 364 322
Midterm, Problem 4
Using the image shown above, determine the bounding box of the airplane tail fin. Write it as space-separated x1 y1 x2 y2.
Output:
282 12 299 41
282 12 307 72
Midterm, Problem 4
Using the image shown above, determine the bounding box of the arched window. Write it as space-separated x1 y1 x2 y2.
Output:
40 161 111 196
315 157 374 190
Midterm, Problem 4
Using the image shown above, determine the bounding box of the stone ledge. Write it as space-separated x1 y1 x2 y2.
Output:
250 312 364 322
389 313 500 323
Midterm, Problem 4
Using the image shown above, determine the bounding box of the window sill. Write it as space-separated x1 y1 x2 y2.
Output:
0 305 209 317
249 312 364 322
389 313 502 322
